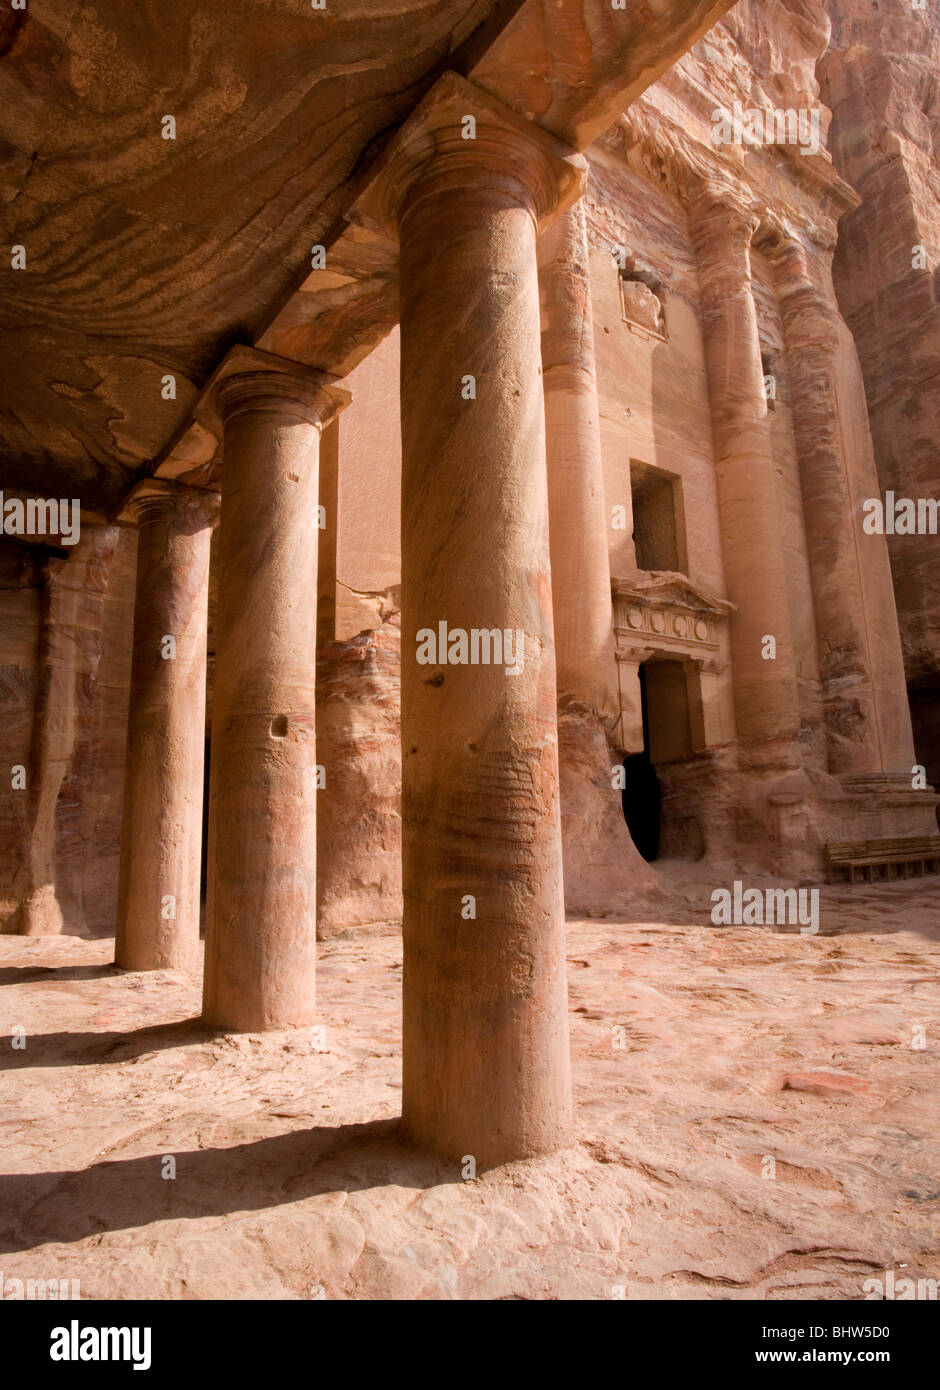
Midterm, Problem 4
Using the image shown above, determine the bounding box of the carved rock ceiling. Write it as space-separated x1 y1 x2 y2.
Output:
0 0 513 511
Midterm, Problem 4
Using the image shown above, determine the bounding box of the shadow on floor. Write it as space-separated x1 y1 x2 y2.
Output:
0 1017 208 1069
0 1118 456 1252
0 963 121 987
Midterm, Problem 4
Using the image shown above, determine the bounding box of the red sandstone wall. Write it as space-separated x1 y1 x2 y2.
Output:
0 526 135 936
329 329 402 643
0 542 41 930
586 148 737 755
64 526 136 935
819 0 940 781
316 616 402 935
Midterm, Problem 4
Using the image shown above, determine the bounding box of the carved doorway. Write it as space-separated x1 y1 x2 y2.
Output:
621 664 662 862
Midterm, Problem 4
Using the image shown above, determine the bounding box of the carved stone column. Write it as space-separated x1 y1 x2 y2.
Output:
353 72 584 1165
201 348 350 1031
115 480 217 973
770 232 917 779
691 188 803 769
538 202 618 718
538 200 657 909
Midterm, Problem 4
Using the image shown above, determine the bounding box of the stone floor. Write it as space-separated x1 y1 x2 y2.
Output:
1 871 938 1300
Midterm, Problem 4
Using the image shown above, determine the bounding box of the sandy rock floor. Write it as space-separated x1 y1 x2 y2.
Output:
1 874 938 1300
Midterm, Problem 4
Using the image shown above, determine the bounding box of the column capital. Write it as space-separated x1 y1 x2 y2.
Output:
350 70 586 238
763 224 815 281
771 232 835 289
118 477 220 529
764 225 841 334
201 345 351 432
689 179 762 252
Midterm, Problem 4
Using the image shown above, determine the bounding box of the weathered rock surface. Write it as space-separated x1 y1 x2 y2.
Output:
316 617 402 938
819 1 940 786
0 543 40 931
0 0 740 516
0 0 511 510
0 872 936 1299
0 528 135 937
557 704 661 914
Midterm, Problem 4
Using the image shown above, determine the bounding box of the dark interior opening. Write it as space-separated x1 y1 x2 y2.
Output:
630 461 684 573
621 664 661 862
908 676 940 829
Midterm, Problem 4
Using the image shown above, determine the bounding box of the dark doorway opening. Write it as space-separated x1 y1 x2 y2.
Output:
908 676 940 829
621 664 661 861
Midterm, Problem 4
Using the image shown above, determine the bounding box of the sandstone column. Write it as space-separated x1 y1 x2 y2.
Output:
114 480 217 972
691 189 803 768
202 348 349 1031
770 232 915 779
353 73 585 1165
538 202 619 719
538 201 657 908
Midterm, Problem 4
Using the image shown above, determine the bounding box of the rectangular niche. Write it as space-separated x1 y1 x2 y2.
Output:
630 459 687 574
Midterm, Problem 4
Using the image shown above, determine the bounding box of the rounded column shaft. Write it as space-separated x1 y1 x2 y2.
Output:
115 483 216 972
201 360 348 1031
356 73 586 1166
692 192 803 767
538 200 657 910
538 200 619 719
400 176 571 1165
772 235 913 778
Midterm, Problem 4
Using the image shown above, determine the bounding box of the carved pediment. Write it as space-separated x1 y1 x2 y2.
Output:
612 571 735 654
614 571 735 615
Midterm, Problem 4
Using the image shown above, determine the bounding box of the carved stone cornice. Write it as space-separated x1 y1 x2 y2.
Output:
615 644 727 677
615 572 735 612
615 84 856 254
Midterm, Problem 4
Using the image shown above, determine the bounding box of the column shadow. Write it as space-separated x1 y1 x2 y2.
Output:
0 963 121 987
0 1119 455 1253
0 1018 207 1069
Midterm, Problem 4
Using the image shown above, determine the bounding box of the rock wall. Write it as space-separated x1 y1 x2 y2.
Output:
60 525 137 936
0 542 41 930
819 0 940 788
0 525 135 936
316 614 402 936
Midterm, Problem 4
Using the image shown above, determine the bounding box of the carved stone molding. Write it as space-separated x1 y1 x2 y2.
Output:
612 571 734 660
117 477 220 529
